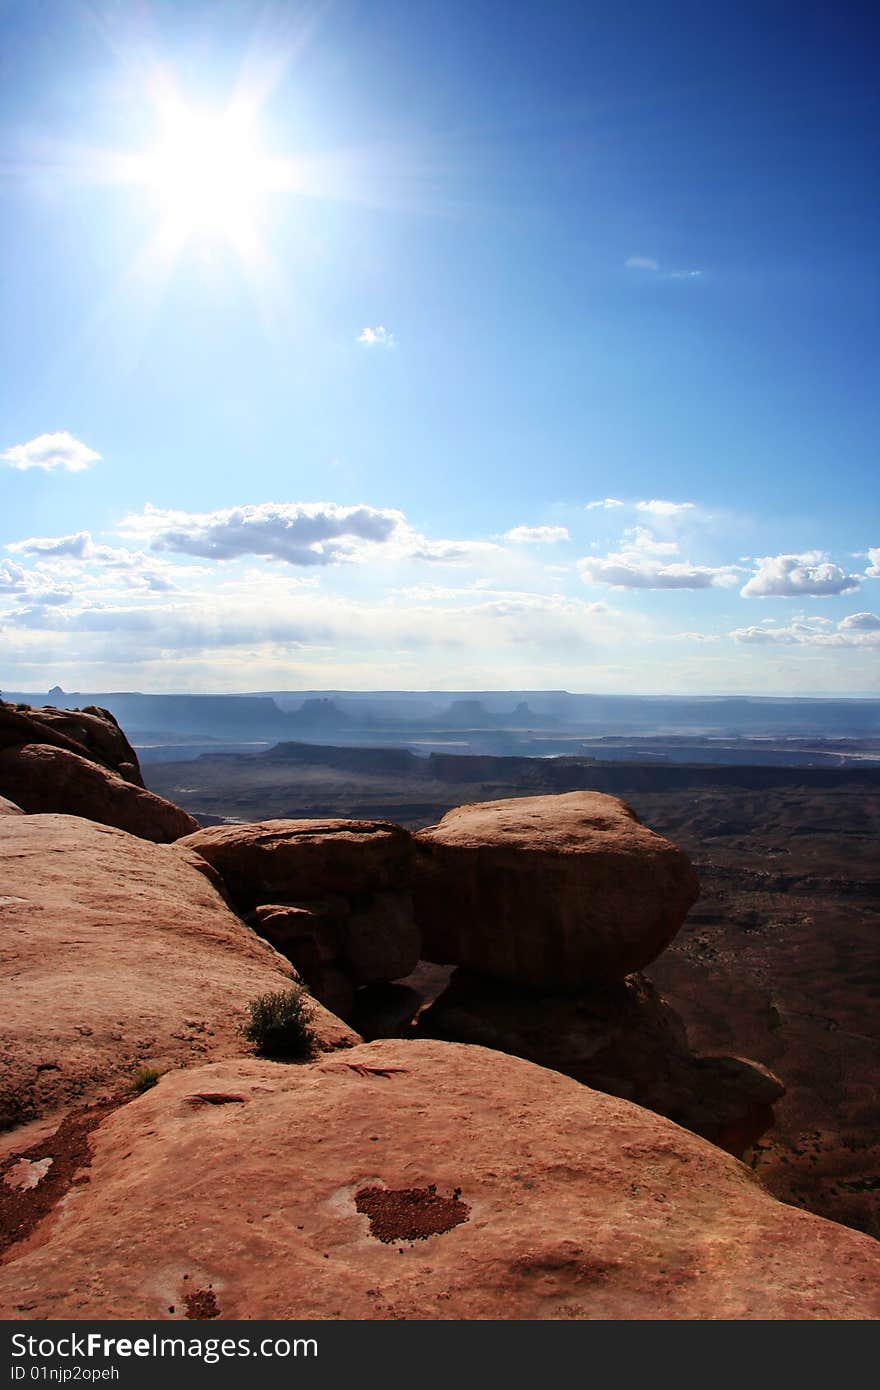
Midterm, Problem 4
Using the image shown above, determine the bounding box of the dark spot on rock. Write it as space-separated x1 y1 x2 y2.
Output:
184 1288 220 1320
355 1183 470 1244
0 1095 121 1259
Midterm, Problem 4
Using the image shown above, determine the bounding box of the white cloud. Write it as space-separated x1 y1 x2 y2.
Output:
2 432 101 472
866 547 880 578
116 501 511 572
839 611 880 632
579 555 733 590
406 537 504 565
669 270 704 280
8 532 92 558
730 625 798 646
504 525 570 544
357 325 395 347
585 498 624 510
0 560 28 593
625 257 659 271
5 532 179 592
119 502 408 566
731 614 880 648
578 527 735 590
620 526 679 556
635 499 696 517
741 552 861 598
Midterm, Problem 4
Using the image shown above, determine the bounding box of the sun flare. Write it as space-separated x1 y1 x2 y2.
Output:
137 98 292 252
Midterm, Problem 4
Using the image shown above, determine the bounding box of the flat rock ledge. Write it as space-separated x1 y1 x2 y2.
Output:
0 1041 877 1320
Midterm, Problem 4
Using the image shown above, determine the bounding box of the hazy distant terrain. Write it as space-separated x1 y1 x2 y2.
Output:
7 687 880 766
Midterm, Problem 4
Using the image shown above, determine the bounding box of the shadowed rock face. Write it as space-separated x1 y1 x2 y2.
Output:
0 795 23 816
0 815 358 1130
181 820 420 1017
418 970 784 1156
0 1041 877 1321
0 743 198 843
414 792 699 990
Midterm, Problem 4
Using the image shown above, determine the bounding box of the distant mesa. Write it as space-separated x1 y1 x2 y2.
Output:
289 698 352 730
437 699 557 730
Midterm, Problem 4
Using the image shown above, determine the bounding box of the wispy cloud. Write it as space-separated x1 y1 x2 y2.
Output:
731 613 880 647
741 552 861 598
625 260 704 280
620 526 679 556
2 431 101 473
406 538 504 564
866 547 880 578
635 499 696 518
504 524 569 544
357 325 395 348
585 497 624 510
578 528 736 590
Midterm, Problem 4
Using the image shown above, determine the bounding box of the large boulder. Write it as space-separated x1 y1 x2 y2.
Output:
1 1041 877 1320
0 815 358 1129
0 795 23 816
0 703 142 785
179 819 414 906
0 743 198 843
181 821 420 1000
25 705 144 786
413 792 699 990
418 970 784 1155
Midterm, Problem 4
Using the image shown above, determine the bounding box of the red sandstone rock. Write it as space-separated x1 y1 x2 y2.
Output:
0 795 23 816
0 743 198 842
25 705 144 786
0 703 142 784
181 820 420 996
0 1041 876 1320
414 791 699 989
0 815 358 1128
244 890 421 1017
247 899 339 955
179 818 414 906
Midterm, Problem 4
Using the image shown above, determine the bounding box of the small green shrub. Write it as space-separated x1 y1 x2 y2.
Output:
243 986 318 1060
130 1066 161 1095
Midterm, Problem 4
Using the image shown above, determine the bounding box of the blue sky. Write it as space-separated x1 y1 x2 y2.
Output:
1 0 878 694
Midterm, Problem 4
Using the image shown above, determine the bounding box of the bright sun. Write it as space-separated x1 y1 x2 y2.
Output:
138 98 290 251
